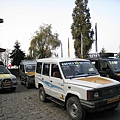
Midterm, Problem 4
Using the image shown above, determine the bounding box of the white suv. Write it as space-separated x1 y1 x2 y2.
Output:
35 58 120 120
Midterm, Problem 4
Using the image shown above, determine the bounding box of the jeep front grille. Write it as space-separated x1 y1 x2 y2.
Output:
101 85 120 98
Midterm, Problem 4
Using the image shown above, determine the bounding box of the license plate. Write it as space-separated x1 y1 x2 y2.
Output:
107 97 120 104
3 83 12 87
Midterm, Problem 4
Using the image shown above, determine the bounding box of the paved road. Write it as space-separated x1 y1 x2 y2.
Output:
0 78 120 120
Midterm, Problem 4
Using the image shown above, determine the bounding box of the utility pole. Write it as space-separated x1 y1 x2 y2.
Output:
81 33 83 58
95 23 98 53
68 38 70 57
61 43 63 58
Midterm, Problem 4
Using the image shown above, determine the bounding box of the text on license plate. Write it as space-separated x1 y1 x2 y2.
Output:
107 97 120 104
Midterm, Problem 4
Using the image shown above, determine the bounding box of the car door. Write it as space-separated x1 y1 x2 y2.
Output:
41 63 51 95
49 64 64 100
20 64 26 82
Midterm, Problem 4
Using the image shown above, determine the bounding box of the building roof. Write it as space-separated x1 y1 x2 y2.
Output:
0 48 6 52
37 57 89 63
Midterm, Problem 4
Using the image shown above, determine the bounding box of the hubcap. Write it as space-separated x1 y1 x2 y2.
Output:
69 103 78 117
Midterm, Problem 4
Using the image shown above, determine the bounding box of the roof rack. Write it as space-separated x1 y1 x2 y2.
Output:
87 53 117 58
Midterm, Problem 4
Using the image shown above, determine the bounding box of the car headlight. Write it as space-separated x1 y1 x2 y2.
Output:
12 78 17 81
94 92 99 98
87 91 100 100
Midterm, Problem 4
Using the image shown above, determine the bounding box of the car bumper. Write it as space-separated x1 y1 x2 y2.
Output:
80 95 120 112
0 81 17 89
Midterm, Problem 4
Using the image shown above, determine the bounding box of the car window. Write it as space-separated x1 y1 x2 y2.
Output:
0 65 10 74
36 62 42 74
20 65 25 72
51 64 61 78
0 61 4 66
60 61 99 79
109 60 120 71
43 63 50 76
25 64 36 72
99 61 108 71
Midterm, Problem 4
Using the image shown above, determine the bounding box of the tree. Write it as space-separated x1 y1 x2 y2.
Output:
117 53 120 58
29 24 61 59
100 47 106 53
71 0 94 58
9 41 25 67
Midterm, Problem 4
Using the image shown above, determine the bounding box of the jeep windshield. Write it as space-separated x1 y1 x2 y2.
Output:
0 65 10 74
25 64 36 72
108 59 120 72
60 61 99 79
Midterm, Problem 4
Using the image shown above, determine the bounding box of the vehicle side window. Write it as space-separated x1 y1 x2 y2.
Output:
51 64 61 78
20 65 25 72
43 63 50 76
99 61 109 71
36 62 42 73
20 65 22 70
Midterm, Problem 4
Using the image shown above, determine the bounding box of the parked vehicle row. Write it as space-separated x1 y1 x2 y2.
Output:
2 55 120 120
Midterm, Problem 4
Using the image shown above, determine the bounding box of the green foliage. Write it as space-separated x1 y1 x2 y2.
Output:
117 52 120 58
9 41 25 67
71 0 94 58
100 47 106 53
29 24 61 59
25 54 34 60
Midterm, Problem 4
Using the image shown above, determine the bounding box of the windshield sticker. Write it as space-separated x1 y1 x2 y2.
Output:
61 61 90 66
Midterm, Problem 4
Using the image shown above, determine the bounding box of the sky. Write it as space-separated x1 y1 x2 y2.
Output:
0 0 120 58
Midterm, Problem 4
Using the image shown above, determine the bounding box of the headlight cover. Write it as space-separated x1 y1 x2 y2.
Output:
12 78 17 81
87 91 100 100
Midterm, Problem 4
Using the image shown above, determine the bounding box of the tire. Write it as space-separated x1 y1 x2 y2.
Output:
66 96 86 120
26 78 30 89
11 87 16 92
39 86 47 102
20 76 24 85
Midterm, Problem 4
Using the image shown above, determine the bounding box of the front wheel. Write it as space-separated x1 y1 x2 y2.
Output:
66 96 86 120
39 86 47 102
11 87 16 92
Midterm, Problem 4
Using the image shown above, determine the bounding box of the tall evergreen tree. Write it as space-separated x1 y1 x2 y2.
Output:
71 0 94 58
9 41 25 67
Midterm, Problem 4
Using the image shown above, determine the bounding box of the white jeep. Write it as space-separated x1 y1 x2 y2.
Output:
35 58 120 120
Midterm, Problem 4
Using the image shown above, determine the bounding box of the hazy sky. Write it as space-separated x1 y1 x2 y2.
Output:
0 0 120 58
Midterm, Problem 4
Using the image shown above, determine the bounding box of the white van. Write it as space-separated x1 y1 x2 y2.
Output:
35 58 120 120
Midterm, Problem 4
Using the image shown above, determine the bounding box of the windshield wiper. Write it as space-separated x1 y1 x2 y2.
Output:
70 73 88 79
87 72 98 76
